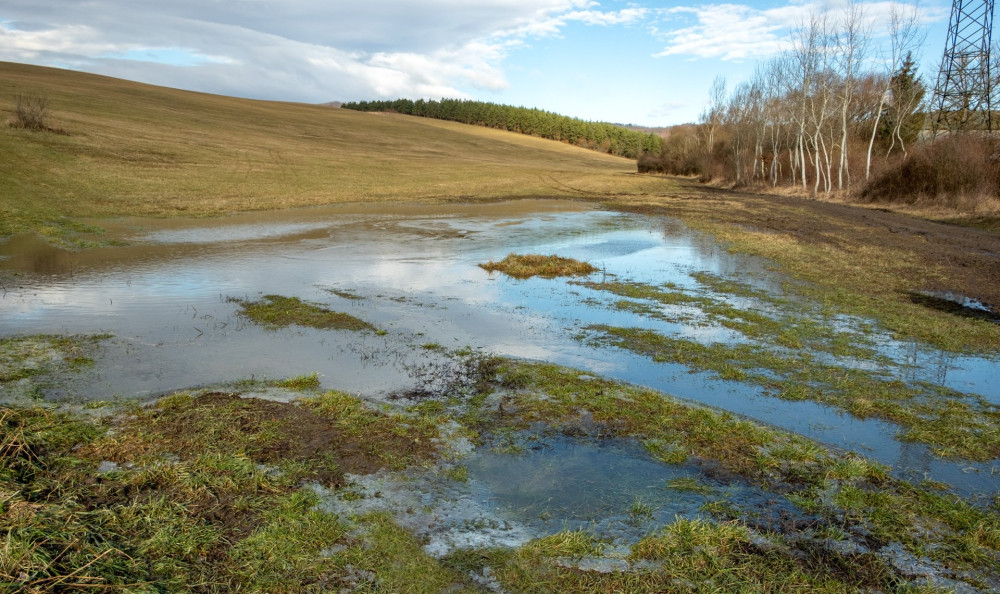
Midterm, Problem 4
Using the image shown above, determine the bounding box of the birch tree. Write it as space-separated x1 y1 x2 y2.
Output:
865 3 924 180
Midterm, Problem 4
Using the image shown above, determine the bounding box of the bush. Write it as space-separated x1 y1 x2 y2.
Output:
10 93 49 131
860 134 1000 207
637 128 704 177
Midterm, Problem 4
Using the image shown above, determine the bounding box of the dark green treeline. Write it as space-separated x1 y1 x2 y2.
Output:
341 99 662 159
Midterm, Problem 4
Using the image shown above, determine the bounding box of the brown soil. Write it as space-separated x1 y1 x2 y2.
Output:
96 392 431 487
608 181 1000 315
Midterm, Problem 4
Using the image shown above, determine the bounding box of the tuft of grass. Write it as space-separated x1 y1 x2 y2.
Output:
230 294 376 332
274 372 321 391
666 476 715 495
479 253 598 279
628 497 655 523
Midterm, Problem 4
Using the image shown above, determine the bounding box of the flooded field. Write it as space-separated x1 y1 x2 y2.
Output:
3 200 996 488
2 199 999 589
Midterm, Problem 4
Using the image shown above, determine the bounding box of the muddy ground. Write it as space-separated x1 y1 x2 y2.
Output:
609 180 1000 315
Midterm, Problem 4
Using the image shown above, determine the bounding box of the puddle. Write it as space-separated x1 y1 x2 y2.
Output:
316 432 808 558
465 434 802 538
1 199 998 499
907 290 1000 324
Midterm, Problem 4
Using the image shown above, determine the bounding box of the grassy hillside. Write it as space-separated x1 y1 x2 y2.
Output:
0 62 664 242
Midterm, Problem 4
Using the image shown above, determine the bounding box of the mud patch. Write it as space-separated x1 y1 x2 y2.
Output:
93 390 437 488
906 290 1000 324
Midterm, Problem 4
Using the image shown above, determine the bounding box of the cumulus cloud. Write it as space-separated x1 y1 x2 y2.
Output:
653 0 943 62
0 0 615 102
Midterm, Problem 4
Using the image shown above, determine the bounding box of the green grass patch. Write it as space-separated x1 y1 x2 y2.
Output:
231 294 376 332
274 372 322 391
480 254 599 279
0 385 447 590
583 324 1000 461
329 512 478 592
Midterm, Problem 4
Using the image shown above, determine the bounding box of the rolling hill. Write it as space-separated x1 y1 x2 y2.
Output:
0 61 659 241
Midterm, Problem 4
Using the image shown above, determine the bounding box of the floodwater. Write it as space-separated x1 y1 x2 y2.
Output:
317 432 810 559
1 200 998 503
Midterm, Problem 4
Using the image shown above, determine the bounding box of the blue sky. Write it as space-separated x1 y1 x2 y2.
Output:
0 1 952 126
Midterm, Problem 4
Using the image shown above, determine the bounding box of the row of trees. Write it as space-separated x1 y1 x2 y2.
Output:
341 98 663 159
643 5 931 195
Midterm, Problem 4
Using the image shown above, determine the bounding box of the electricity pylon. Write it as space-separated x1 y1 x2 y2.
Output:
931 0 995 131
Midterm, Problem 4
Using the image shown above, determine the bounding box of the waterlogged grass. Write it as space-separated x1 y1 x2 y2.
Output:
0 388 448 590
582 274 881 360
230 294 376 332
480 254 599 279
0 334 106 385
274 372 322 391
585 324 1000 460
575 272 1000 461
460 358 1000 590
686 210 1000 354
3 355 1000 590
588 325 1000 460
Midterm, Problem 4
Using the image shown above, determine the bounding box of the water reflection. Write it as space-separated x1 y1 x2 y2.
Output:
1 200 997 497
466 434 805 541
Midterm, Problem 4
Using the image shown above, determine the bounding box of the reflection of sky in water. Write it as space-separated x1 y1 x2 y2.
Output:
137 221 336 244
466 435 804 541
1 205 997 498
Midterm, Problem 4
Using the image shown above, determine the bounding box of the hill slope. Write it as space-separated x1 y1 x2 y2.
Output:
0 62 653 240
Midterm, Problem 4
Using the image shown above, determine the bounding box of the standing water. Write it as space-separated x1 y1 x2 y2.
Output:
1 199 997 500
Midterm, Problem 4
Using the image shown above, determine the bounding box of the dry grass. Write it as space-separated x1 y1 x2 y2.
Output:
479 253 599 279
0 61 659 240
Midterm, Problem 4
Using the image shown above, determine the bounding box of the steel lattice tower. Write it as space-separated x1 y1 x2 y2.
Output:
932 0 995 131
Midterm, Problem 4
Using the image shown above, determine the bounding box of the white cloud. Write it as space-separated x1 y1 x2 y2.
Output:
653 0 945 63
0 1 946 124
0 1 607 102
655 3 808 61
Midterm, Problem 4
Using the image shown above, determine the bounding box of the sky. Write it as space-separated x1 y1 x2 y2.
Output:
0 0 954 126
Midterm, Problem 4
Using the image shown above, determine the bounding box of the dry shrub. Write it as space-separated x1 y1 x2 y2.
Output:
637 127 706 177
861 134 1000 209
10 93 50 130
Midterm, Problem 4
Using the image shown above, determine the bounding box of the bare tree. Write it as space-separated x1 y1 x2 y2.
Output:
864 3 924 180
833 1 871 190
699 76 727 158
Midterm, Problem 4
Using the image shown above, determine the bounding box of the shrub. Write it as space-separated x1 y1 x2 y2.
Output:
637 129 704 177
10 93 50 131
860 134 1000 207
